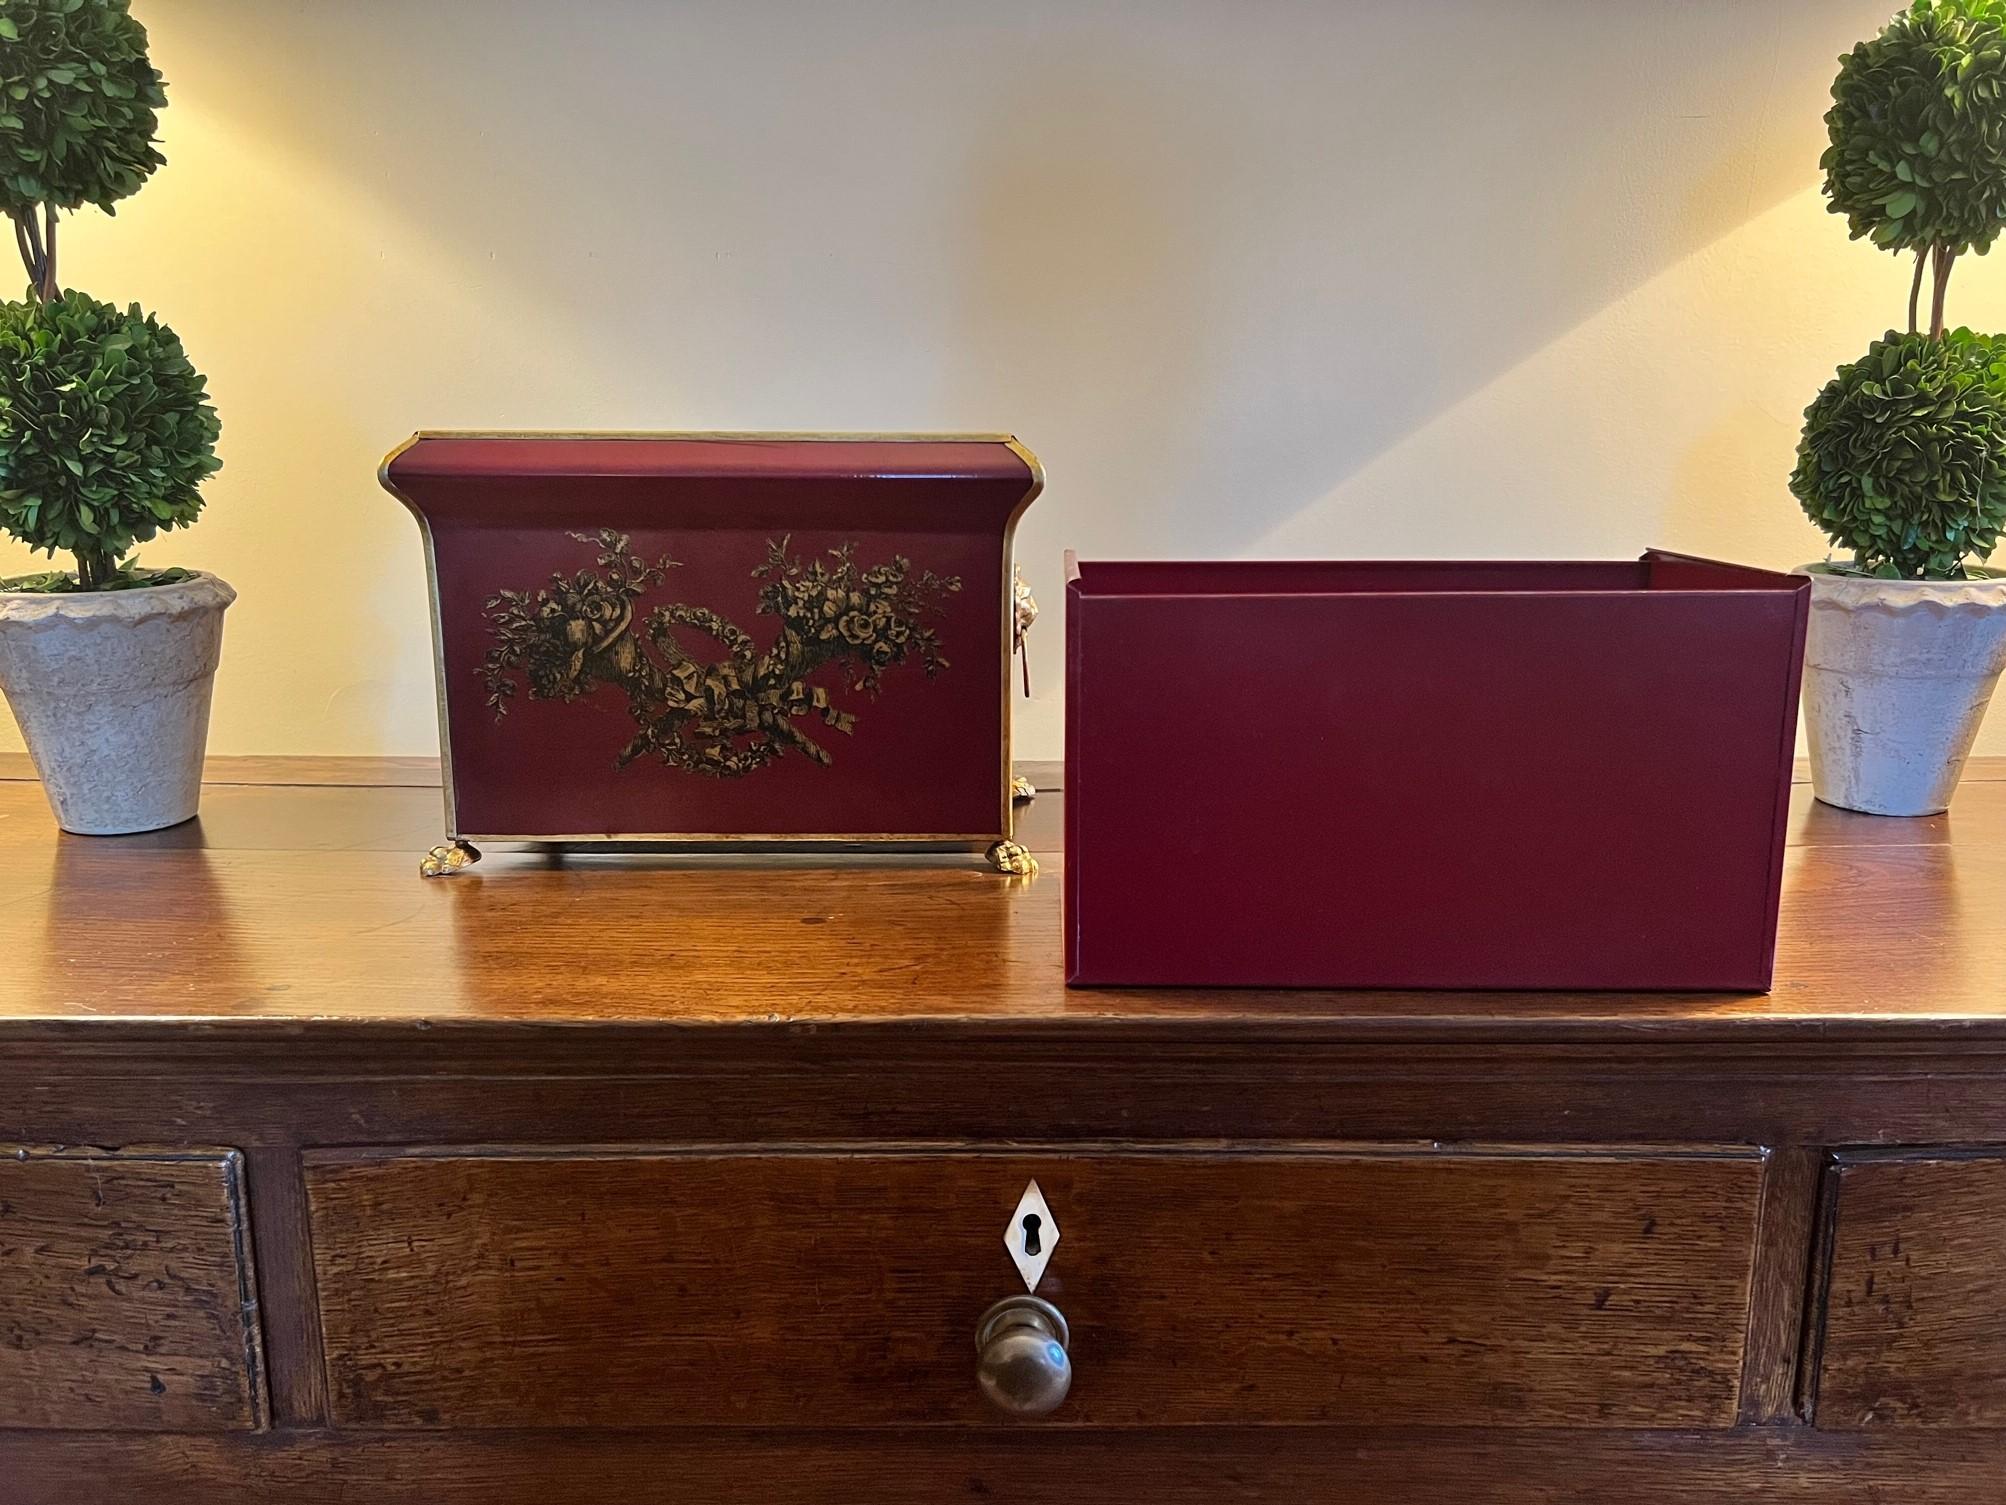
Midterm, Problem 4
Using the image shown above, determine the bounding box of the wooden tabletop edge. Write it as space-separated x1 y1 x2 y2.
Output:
12 751 2006 789
5 1008 2006 1051
0 753 1068 791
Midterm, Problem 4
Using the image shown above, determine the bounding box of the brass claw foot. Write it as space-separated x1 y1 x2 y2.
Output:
1010 775 1037 802
986 839 1039 876
420 840 483 878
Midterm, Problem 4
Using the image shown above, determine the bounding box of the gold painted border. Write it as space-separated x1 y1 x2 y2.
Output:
997 436 1044 838
378 433 461 835
404 428 1024 443
378 430 1041 851
459 833 999 847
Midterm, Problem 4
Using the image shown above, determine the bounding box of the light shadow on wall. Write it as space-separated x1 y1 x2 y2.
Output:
35 0 1902 759
1238 186 1907 567
946 0 1889 570
170 0 1892 553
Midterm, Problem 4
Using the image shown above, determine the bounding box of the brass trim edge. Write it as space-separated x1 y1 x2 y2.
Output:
406 428 1024 443
456 832 1006 847
378 432 460 835
998 437 1045 839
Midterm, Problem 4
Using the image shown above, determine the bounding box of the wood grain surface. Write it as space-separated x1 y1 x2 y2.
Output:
1736 1146 1823 1425
14 1428 2006 1505
0 1148 263 1430
0 762 2001 1499
1811 1152 2006 1428
305 1145 1761 1430
0 754 1069 791
0 753 447 787
9 751 1992 788
4 774 2006 1041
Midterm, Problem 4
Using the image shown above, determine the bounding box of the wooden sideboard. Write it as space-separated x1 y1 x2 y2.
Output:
7 758 2006 1500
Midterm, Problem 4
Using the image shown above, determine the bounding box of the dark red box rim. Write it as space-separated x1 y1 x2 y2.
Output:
1067 552 1808 600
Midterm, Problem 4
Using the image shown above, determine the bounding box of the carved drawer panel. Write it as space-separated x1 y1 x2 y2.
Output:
1813 1152 2006 1428
0 1148 263 1430
306 1145 1763 1430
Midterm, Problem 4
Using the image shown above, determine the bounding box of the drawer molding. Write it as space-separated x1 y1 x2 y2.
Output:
1807 1147 2006 1428
0 1145 266 1431
305 1143 1765 1431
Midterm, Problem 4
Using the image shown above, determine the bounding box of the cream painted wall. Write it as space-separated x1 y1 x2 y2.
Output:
0 0 1981 761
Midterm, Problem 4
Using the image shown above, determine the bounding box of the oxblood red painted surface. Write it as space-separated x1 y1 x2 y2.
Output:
384 434 1037 843
1064 551 1811 991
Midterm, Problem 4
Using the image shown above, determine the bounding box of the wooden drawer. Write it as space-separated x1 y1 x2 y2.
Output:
1812 1152 2006 1428
0 1147 264 1430
307 1145 1763 1429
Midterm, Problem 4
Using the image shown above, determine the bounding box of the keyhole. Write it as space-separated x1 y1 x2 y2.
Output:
1021 1212 1043 1256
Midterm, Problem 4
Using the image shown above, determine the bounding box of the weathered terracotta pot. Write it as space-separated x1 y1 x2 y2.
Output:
1798 567 2006 817
0 572 235 834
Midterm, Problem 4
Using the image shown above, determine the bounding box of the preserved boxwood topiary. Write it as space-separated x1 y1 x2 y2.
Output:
1824 0 2006 258
0 0 217 593
1821 0 2006 339
0 289 219 590
1790 328 2006 579
1795 5 2006 579
0 0 165 221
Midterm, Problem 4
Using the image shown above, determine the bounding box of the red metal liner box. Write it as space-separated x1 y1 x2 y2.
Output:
1064 551 1811 991
382 432 1040 861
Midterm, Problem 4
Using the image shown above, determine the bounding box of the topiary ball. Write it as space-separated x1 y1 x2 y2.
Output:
0 289 219 570
1822 0 2006 256
0 0 166 218
1791 328 2006 578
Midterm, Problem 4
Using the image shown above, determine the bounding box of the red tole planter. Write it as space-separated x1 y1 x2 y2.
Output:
382 432 1040 856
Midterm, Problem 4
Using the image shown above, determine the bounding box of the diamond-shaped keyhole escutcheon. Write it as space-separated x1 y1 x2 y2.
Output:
1007 1180 1059 1291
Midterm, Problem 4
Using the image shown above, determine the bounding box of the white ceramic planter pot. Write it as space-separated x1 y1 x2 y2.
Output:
1797 567 2006 817
0 572 235 835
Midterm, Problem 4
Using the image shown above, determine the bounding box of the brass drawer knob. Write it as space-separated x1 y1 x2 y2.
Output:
975 1295 1071 1417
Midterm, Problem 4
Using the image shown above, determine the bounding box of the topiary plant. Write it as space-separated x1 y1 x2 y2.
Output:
0 0 165 301
1798 1 2006 579
0 290 219 588
1791 328 2006 578
0 0 216 593
1824 0 2006 334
